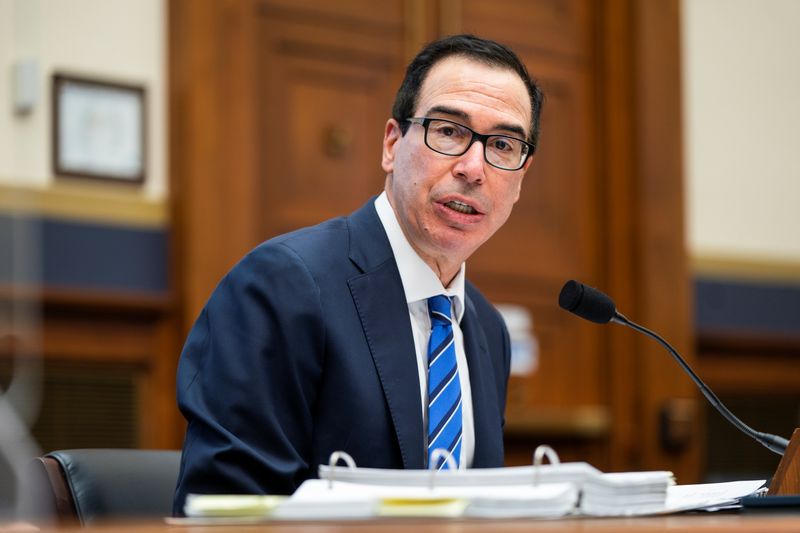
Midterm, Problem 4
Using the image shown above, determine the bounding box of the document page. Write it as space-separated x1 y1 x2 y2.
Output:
665 480 767 512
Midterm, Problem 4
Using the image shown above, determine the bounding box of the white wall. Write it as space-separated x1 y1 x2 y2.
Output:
0 0 166 201
682 0 800 264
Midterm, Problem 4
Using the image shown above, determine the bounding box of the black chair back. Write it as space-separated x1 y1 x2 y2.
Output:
32 449 180 525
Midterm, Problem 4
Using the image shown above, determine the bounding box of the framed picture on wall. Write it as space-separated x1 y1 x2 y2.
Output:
52 74 146 183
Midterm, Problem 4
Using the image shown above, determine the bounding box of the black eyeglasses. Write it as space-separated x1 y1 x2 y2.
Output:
405 117 533 171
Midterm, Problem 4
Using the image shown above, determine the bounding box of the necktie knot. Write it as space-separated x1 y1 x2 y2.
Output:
428 295 452 326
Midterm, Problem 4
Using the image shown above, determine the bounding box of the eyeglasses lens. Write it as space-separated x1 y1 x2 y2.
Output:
423 119 526 170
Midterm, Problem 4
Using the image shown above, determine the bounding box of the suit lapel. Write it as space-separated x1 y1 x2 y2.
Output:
461 295 504 467
346 200 425 469
344 199 503 469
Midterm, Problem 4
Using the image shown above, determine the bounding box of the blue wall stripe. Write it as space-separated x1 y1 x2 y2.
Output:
0 213 42 285
694 277 800 335
4 213 800 330
0 213 168 293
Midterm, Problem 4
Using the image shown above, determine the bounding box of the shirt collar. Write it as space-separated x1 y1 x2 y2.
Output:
374 192 465 322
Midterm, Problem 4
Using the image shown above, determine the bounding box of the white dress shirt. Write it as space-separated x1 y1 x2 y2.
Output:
374 192 475 468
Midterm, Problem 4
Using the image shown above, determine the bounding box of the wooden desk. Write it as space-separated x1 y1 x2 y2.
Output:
26 514 800 533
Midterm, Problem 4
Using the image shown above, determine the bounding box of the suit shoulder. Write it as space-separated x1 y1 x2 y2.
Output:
269 216 348 250
245 216 351 270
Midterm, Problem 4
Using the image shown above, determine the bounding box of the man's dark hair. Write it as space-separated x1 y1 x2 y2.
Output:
392 34 544 152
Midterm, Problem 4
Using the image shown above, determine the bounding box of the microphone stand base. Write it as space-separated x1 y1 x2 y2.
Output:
769 428 800 495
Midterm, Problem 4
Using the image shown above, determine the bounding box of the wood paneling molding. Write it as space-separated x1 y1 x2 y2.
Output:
596 0 699 481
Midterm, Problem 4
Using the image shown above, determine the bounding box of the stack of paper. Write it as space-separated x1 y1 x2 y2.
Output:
276 479 579 520
318 461 601 487
580 471 675 516
169 446 765 524
463 483 579 519
665 480 767 513
173 478 767 524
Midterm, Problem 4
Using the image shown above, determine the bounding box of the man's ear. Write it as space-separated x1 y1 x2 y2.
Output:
381 119 402 173
513 156 534 202
521 154 534 174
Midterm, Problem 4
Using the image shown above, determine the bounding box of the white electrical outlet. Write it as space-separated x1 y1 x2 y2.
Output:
14 58 39 114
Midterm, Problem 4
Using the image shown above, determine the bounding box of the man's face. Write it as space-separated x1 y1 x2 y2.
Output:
382 56 533 273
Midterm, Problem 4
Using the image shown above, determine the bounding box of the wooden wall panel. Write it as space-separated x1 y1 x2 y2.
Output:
595 0 700 481
596 0 640 474
256 2 406 236
169 0 262 328
460 0 591 60
0 288 178 450
632 0 699 482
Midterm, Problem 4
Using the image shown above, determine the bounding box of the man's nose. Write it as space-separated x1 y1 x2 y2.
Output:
452 140 486 184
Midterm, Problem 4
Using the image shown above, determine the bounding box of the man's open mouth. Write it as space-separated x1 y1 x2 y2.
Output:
444 200 478 215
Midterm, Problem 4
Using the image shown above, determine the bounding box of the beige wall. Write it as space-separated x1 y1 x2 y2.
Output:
0 0 166 202
683 0 800 265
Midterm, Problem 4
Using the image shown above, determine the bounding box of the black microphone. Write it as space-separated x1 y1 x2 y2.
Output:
558 279 789 456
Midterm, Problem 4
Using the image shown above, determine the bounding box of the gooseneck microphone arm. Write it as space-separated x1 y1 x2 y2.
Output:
615 311 788 455
559 279 789 456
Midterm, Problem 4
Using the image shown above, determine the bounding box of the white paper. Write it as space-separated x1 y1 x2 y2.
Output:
319 461 601 487
277 479 578 519
665 479 766 510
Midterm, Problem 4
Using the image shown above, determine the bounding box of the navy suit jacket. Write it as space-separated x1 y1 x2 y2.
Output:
173 199 511 514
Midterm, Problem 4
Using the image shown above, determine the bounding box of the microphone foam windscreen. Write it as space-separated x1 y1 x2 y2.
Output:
558 280 617 324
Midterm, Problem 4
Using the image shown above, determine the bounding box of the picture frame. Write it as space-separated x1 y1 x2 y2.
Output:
52 74 146 183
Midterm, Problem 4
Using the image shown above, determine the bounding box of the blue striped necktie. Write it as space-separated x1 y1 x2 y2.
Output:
426 295 462 469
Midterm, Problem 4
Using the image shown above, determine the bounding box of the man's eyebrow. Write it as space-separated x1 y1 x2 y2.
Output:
425 105 528 140
426 105 469 121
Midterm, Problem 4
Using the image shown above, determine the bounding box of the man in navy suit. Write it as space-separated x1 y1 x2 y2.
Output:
173 34 543 514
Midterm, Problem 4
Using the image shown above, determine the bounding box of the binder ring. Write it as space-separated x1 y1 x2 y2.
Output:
532 444 560 486
427 448 457 489
326 450 357 489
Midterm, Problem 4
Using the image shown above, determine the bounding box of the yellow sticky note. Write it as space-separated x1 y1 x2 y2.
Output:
378 498 468 518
